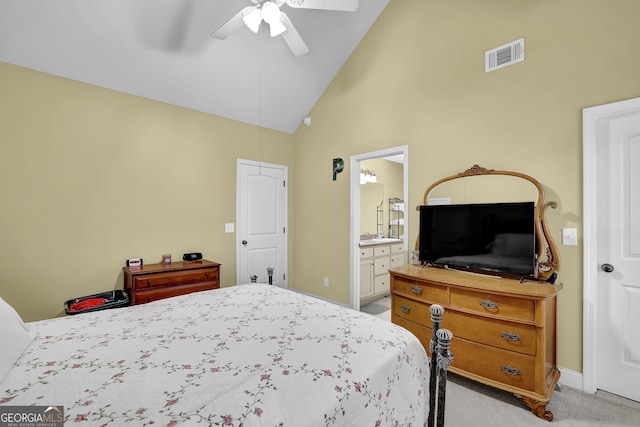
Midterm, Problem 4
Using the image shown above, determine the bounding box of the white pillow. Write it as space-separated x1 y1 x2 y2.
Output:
0 297 36 383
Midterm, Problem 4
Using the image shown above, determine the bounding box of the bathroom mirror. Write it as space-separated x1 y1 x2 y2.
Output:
360 182 383 236
360 158 404 238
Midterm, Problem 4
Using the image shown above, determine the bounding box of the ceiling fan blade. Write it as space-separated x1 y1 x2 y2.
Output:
211 6 254 39
285 0 358 12
280 12 309 56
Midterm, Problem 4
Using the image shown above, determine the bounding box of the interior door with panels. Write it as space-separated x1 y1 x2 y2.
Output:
595 107 640 401
237 160 287 287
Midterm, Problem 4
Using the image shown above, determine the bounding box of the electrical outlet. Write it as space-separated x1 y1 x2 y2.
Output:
323 277 329 287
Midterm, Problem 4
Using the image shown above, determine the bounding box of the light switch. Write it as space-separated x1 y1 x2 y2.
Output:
562 228 577 246
225 223 234 233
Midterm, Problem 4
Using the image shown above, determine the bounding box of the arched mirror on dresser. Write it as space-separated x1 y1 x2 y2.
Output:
390 164 562 421
417 164 560 282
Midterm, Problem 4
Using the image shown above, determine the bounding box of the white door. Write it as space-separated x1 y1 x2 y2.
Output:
236 160 287 288
594 107 640 401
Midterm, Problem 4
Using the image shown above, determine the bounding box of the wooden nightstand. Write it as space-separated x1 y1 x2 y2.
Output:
124 260 220 305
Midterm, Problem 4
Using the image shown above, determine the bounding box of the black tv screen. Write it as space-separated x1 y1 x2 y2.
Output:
419 202 536 276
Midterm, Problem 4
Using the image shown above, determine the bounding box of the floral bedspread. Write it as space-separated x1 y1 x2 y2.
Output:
1 284 428 426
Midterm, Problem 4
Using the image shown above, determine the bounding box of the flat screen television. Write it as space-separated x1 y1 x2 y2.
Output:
419 201 536 277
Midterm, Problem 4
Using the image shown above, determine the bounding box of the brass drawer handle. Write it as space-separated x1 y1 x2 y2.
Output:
410 286 423 295
400 305 411 314
500 365 520 376
480 300 498 310
501 332 521 342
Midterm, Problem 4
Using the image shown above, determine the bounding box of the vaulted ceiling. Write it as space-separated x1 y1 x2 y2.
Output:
0 0 389 134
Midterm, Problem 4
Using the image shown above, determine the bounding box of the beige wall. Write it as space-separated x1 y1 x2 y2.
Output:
291 0 640 373
0 62 295 322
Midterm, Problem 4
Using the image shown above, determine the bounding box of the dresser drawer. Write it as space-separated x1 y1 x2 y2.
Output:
133 282 217 304
450 288 535 322
133 267 219 289
393 276 448 305
451 337 536 392
446 310 536 356
393 295 433 324
374 256 390 275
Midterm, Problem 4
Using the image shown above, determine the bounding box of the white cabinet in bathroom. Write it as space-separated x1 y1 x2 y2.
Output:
360 247 374 299
360 240 404 305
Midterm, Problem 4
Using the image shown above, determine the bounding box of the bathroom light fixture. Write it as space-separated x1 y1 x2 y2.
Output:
360 169 377 184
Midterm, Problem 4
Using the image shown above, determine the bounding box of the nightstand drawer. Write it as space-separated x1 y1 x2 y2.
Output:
450 288 535 322
133 283 217 304
134 267 219 289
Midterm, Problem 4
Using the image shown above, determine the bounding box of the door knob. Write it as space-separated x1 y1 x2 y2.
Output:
601 263 614 273
242 240 248 246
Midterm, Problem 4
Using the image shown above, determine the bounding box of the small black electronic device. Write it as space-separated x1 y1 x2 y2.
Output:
126 258 143 267
183 252 203 261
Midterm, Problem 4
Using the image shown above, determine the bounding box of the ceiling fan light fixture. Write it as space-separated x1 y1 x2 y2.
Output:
262 1 287 37
268 19 286 37
242 7 262 33
214 0 359 55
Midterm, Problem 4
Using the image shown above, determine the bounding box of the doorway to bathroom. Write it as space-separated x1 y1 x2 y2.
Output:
349 145 409 314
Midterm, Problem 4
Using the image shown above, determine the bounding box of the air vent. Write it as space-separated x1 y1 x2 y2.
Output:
485 38 525 73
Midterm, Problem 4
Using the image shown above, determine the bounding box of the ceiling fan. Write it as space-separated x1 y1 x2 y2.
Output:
211 0 359 56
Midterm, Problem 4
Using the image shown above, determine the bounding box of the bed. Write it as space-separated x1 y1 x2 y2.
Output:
1 284 428 426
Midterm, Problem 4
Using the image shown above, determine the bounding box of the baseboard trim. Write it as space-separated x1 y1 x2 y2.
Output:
558 367 583 392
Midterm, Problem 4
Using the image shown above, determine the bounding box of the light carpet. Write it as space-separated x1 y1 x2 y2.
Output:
442 374 640 426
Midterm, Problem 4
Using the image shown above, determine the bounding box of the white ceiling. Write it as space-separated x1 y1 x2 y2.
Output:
0 0 389 134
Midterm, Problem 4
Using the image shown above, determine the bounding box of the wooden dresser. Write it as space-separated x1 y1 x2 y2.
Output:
124 260 220 305
390 264 562 421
